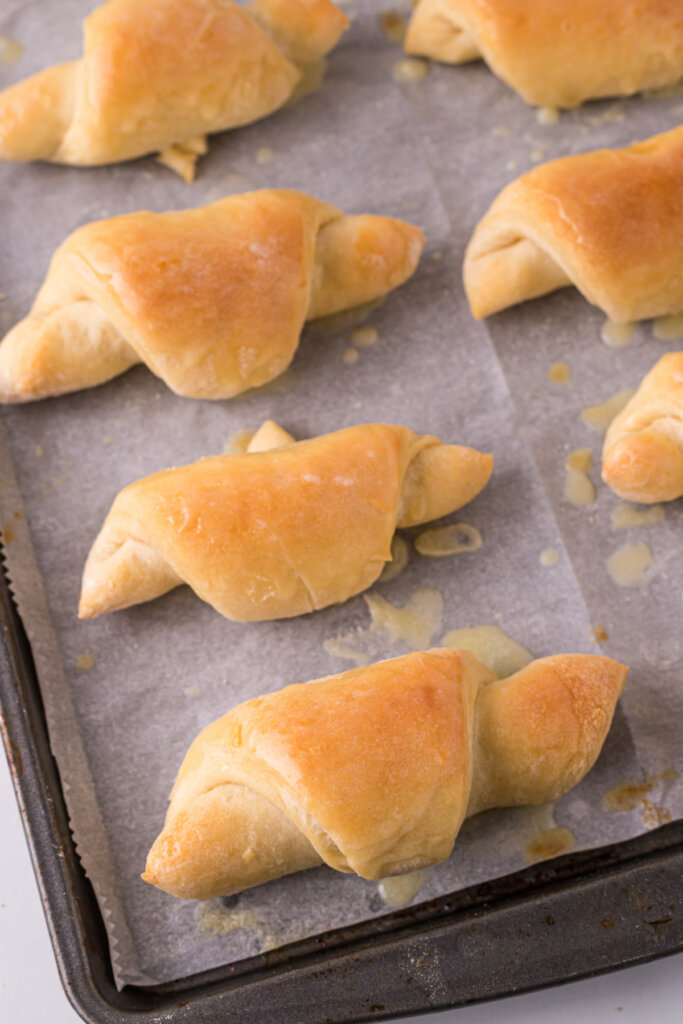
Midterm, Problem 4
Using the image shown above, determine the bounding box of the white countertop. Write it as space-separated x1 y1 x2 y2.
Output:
1 749 681 1024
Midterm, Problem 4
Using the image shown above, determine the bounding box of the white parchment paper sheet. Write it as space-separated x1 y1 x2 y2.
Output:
0 0 680 988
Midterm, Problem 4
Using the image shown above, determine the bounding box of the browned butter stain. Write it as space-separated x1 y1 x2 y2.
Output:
524 826 576 864
0 36 23 65
1 522 15 544
603 770 678 827
379 11 407 44
591 625 608 644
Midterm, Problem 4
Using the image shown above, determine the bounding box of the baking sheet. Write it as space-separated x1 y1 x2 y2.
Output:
0 0 681 989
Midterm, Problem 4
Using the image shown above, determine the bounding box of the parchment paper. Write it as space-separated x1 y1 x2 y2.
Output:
0 0 681 989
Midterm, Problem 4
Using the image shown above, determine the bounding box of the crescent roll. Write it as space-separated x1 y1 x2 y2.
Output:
0 189 424 403
464 127 683 323
0 0 348 173
79 422 493 620
405 0 683 109
603 352 683 504
143 648 628 900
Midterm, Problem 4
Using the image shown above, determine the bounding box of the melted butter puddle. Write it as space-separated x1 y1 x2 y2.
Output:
322 638 371 666
351 326 379 348
606 542 653 587
521 804 575 865
524 827 576 864
539 547 559 567
0 36 23 65
547 361 571 384
307 297 386 339
393 58 429 83
379 534 410 583
366 588 443 649
564 448 596 507
198 906 260 935
603 770 678 829
580 389 635 433
379 11 407 44
653 312 683 340
611 503 666 531
441 624 532 678
414 522 482 557
536 106 559 125
600 319 635 348
323 587 443 664
224 429 255 455
378 868 431 908
286 59 327 108
196 903 285 951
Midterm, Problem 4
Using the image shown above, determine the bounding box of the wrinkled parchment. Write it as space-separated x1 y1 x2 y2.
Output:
0 0 681 988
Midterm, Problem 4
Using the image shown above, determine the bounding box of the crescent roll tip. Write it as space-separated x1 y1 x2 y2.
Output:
602 352 683 504
307 214 425 321
404 0 480 64
602 432 683 505
469 653 628 815
245 0 350 65
0 63 78 163
463 187 572 320
398 442 493 528
144 650 627 900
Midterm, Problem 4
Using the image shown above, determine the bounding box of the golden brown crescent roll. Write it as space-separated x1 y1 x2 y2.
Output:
602 352 683 504
143 648 628 899
79 423 492 620
0 0 348 174
405 0 683 109
464 127 683 322
0 189 424 402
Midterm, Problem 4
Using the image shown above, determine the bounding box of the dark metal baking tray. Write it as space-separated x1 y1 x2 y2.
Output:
1 560 681 1024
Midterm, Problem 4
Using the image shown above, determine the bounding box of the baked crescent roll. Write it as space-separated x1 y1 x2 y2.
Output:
0 0 348 173
79 422 493 620
603 352 683 504
0 189 424 402
143 648 628 899
405 0 683 109
464 127 683 322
